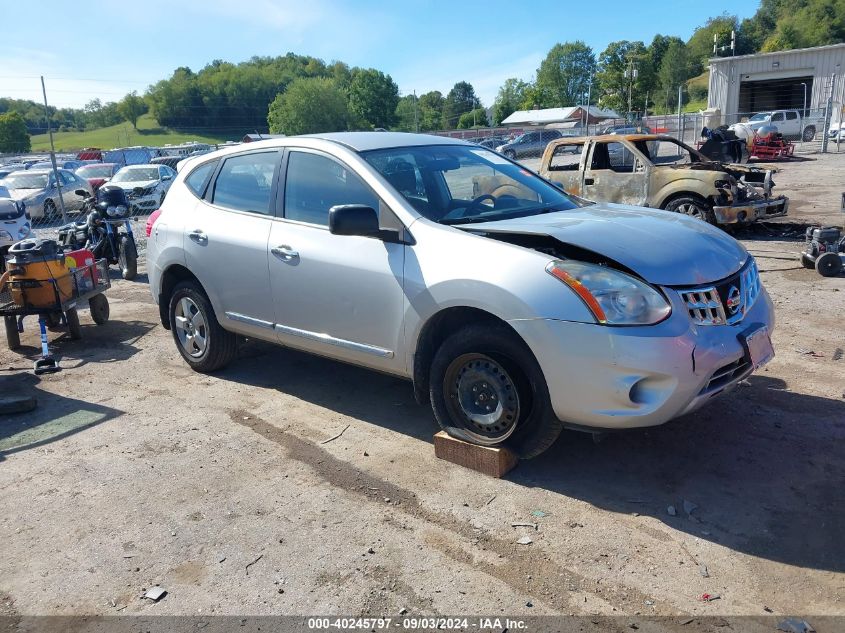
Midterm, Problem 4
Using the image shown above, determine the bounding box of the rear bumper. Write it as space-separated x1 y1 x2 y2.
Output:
713 197 788 224
508 286 775 430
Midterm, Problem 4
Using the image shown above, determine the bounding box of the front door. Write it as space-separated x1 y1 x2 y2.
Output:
269 149 406 374
183 150 281 340
582 140 648 206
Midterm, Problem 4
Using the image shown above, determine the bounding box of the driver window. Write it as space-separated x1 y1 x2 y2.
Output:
590 142 635 173
548 143 585 171
771 112 784 122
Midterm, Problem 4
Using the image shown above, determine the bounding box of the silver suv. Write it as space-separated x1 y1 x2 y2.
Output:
147 132 775 459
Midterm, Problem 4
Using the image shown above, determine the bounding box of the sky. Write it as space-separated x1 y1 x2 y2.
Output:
0 0 761 110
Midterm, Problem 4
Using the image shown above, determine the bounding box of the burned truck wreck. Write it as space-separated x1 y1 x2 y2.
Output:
537 134 788 226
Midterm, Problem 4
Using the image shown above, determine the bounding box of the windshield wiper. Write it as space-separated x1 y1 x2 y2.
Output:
441 205 566 226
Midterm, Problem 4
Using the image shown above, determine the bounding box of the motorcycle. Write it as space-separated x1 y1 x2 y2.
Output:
58 185 138 280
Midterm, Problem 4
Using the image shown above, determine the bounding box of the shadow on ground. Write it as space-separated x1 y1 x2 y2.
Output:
0 372 123 459
217 339 845 573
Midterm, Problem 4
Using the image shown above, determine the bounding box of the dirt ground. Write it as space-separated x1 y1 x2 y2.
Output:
0 154 843 627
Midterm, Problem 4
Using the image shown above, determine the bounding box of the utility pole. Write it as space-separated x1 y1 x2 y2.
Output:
413 90 419 133
625 59 638 121
677 84 685 142
585 77 593 136
40 76 68 223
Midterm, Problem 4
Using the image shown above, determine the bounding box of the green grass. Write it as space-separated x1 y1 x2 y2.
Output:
30 114 234 152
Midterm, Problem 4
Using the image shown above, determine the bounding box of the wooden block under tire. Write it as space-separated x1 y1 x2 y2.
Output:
433 431 518 478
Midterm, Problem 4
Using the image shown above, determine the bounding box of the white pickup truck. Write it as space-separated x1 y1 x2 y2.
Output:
729 110 823 142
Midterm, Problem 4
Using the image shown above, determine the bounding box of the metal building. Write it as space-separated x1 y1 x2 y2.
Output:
708 43 845 119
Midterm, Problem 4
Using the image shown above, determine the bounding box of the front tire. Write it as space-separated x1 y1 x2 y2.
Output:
65 308 82 340
118 235 137 280
89 294 109 325
663 195 717 225
800 253 816 269
168 281 237 372
816 252 842 277
802 125 816 142
429 324 564 459
43 199 58 223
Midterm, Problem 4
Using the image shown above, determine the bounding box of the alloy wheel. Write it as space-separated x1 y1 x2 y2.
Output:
173 297 208 357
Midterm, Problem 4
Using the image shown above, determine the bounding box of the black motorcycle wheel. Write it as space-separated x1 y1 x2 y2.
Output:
119 235 137 280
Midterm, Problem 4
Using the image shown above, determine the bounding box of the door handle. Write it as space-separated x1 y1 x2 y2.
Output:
584 178 595 185
271 245 299 261
188 230 207 244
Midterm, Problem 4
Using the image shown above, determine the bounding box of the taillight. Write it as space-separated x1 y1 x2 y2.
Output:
145 209 161 237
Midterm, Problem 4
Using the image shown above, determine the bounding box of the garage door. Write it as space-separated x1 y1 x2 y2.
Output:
738 75 814 114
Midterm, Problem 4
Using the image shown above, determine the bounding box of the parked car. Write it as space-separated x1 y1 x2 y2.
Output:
476 136 508 150
827 122 845 142
496 129 563 159
28 159 85 172
110 164 176 212
0 184 32 266
150 156 182 170
0 169 93 220
729 110 823 142
0 164 27 179
538 134 788 225
76 162 121 191
147 132 775 459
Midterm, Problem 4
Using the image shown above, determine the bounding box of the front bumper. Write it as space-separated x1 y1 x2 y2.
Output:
713 196 788 224
509 285 775 430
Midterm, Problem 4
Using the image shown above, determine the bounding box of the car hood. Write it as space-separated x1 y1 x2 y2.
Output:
5 189 42 202
114 180 158 190
458 203 748 286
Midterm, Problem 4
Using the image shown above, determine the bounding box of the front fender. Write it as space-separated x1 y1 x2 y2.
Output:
653 178 718 208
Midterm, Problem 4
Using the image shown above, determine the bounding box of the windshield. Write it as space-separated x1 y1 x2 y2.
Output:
749 113 769 122
77 164 114 178
2 173 48 189
112 167 159 182
636 139 700 166
362 145 581 225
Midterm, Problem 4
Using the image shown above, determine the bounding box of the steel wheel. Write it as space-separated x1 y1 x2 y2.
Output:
443 352 521 445
174 296 208 357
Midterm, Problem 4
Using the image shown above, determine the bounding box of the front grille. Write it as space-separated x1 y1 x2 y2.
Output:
127 187 155 199
678 259 760 326
700 357 752 395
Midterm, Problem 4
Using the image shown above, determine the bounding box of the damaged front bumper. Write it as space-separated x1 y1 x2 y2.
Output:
713 196 789 224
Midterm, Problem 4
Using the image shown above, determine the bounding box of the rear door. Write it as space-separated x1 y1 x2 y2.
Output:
582 140 648 205
268 148 406 374
183 150 281 340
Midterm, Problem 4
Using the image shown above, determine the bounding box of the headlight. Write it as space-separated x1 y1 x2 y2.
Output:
106 204 127 217
546 261 672 326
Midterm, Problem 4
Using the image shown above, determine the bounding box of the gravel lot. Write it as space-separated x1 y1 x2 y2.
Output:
0 153 843 626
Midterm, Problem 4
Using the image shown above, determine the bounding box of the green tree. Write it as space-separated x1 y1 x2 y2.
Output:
457 108 489 129
534 41 596 108
658 41 694 110
442 81 480 130
348 68 399 129
394 94 419 132
761 0 845 51
117 91 147 129
492 78 529 125
417 91 444 131
267 77 349 135
687 14 740 71
0 111 31 152
595 40 655 115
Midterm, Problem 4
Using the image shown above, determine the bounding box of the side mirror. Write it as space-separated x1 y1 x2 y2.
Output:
328 204 380 237
75 189 88 197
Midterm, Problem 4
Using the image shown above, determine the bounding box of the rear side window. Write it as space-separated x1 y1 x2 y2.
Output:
548 143 584 170
284 151 379 226
785 111 798 120
185 160 218 198
771 112 785 121
212 153 278 215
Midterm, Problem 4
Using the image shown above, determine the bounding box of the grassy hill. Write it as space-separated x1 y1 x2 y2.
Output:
30 114 235 152
683 70 710 112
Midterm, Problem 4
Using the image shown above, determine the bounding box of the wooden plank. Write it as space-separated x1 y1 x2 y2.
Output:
433 431 518 478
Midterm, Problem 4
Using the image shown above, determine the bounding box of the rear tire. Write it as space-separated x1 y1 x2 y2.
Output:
89 294 109 325
4 316 20 350
65 308 82 340
663 195 718 225
168 281 237 372
800 253 816 269
429 324 564 459
802 125 816 142
816 252 842 277
119 235 137 280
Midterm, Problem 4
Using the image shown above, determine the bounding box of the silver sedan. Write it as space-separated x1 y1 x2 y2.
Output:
146 133 775 459
1 169 93 220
